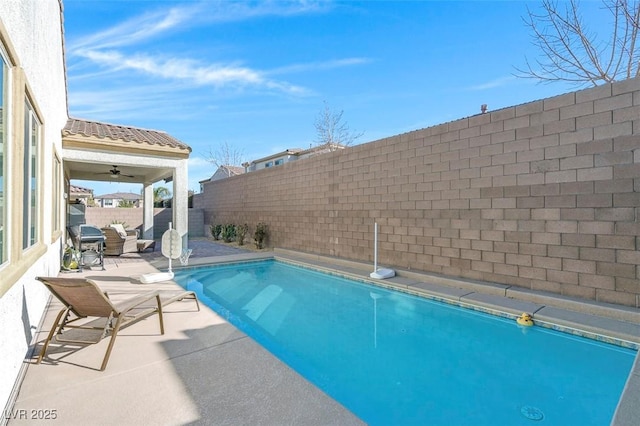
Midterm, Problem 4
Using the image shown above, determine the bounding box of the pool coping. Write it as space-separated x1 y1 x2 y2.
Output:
166 249 640 426
269 249 640 345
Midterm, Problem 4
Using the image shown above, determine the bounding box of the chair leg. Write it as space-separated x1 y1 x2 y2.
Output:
193 294 200 312
155 294 165 335
99 298 165 371
37 308 69 364
100 315 125 371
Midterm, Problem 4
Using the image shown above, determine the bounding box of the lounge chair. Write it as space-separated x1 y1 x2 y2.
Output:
101 224 138 255
35 277 165 371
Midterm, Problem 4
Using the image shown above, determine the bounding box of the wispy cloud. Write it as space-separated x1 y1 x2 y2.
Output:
68 1 330 51
74 49 309 95
200 0 331 23
466 76 517 91
67 82 206 122
66 1 332 100
67 5 200 51
268 57 373 75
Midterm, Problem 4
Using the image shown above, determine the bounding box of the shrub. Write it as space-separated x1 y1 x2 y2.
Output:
254 222 268 249
210 224 222 240
222 224 236 243
236 224 248 246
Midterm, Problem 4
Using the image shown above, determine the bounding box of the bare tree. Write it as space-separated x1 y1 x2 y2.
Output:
517 0 640 86
314 101 364 150
206 141 245 175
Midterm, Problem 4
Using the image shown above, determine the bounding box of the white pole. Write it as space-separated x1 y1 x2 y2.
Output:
168 222 173 274
373 222 378 272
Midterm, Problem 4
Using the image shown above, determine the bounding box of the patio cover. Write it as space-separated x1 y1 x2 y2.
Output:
61 117 191 246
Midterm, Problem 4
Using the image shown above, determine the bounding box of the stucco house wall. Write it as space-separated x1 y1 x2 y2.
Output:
201 78 640 308
0 0 68 413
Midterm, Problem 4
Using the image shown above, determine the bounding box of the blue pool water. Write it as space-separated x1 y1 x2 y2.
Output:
173 260 637 425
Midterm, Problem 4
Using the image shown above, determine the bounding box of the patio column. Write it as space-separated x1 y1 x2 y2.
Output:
172 159 189 249
142 183 154 240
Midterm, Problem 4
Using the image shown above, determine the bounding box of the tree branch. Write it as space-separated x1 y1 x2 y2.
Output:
516 0 640 86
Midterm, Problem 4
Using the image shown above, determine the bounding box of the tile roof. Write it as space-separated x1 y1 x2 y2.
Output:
221 165 245 176
69 185 93 194
63 118 191 152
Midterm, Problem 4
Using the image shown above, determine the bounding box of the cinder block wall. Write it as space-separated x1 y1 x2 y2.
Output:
85 208 205 237
201 78 640 307
85 207 144 230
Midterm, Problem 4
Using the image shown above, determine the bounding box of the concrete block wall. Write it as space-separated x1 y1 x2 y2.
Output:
85 207 145 231
84 207 205 238
153 208 205 238
201 78 640 307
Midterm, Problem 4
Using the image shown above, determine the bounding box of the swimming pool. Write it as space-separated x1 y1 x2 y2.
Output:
173 260 636 425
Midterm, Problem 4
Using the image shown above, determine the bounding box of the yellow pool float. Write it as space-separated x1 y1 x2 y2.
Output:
516 313 534 327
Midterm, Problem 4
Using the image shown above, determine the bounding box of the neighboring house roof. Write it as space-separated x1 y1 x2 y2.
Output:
63 117 192 152
297 143 346 156
248 145 344 166
69 185 93 196
199 165 245 183
95 192 142 201
249 148 302 165
221 165 245 176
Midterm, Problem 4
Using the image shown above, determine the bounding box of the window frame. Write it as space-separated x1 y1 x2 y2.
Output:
22 97 41 250
51 150 62 239
0 42 8 266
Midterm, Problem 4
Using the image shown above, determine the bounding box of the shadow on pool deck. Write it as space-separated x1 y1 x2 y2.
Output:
7 239 640 425
8 240 363 426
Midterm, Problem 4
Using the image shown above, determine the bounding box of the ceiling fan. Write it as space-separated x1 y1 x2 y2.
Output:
98 165 135 179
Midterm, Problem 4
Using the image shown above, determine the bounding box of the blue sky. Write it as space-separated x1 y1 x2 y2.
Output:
64 0 606 196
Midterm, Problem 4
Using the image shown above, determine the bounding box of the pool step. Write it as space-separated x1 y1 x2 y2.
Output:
243 285 282 320
242 285 296 336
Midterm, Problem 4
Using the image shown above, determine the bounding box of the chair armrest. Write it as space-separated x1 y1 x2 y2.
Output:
126 229 139 238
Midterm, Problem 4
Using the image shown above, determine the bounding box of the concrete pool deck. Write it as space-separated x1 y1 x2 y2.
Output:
7 246 363 426
6 240 640 425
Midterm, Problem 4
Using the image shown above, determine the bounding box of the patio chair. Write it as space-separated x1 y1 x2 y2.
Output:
35 277 165 371
101 224 138 255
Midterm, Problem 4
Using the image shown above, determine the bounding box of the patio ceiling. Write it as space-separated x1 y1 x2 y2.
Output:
65 160 174 184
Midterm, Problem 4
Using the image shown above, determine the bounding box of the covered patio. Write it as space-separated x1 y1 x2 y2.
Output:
61 118 191 246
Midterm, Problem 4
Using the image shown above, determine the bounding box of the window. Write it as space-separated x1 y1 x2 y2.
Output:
265 161 273 168
275 159 284 166
0 47 7 264
23 100 40 249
